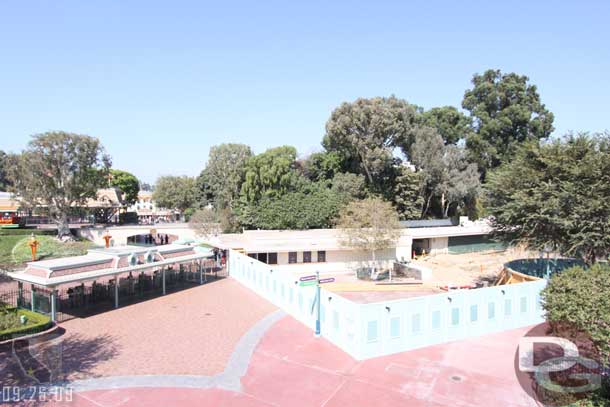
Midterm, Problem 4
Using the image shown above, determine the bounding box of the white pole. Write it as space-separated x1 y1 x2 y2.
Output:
50 289 57 322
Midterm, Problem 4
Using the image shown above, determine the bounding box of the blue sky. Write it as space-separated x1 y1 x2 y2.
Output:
1 1 608 183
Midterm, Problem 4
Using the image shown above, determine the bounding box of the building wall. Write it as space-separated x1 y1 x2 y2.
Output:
247 246 407 273
429 237 449 255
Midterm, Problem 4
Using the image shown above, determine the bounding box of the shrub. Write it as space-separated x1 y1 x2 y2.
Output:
542 264 610 366
0 308 53 341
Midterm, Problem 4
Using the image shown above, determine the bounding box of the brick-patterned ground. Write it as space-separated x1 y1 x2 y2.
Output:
0 277 277 388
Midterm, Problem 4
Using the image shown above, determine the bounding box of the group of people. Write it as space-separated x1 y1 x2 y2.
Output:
144 233 170 245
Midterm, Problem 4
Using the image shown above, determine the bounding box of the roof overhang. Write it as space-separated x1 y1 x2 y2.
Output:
8 252 213 288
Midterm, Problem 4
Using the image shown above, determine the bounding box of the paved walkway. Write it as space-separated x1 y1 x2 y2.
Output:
52 316 537 407
1 276 540 406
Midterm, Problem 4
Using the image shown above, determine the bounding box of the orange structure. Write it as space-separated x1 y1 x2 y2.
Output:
28 233 39 261
103 231 112 248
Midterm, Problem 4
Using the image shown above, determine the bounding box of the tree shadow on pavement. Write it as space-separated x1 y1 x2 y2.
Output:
0 327 120 387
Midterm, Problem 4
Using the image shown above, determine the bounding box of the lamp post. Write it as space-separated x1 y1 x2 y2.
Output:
28 233 39 261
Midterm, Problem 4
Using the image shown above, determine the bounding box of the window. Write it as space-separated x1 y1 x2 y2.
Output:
470 305 478 322
451 308 460 326
488 302 496 319
247 253 257 260
431 310 441 329
317 251 326 262
504 299 512 317
520 297 527 313
257 253 268 264
390 317 401 338
367 320 379 342
268 253 278 265
289 252 297 264
303 251 312 263
411 314 422 333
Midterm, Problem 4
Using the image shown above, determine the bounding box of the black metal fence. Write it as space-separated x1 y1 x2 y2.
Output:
1 265 227 322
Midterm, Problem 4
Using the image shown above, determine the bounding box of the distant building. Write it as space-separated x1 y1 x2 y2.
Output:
127 191 178 224
208 221 494 273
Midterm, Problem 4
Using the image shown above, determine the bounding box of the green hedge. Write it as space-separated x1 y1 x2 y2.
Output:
0 308 53 342
0 228 56 236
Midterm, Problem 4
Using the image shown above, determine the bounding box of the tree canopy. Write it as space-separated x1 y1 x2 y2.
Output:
237 184 345 230
419 106 472 145
411 127 479 218
6 132 111 238
109 169 140 206
485 133 610 264
462 69 555 175
153 175 197 213
197 143 252 210
0 150 11 191
323 96 419 192
336 198 402 264
240 146 300 203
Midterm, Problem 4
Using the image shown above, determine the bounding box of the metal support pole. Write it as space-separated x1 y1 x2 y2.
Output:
50 289 57 322
31 284 36 312
162 267 166 295
315 271 321 337
199 260 203 285
17 281 23 308
114 277 119 309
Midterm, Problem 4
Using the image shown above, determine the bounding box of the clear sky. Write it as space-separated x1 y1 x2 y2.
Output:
1 0 608 183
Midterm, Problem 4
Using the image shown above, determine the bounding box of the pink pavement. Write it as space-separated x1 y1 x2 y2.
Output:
61 316 539 407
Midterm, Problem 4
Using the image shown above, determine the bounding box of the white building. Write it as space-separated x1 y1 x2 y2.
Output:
210 221 492 273
127 191 178 224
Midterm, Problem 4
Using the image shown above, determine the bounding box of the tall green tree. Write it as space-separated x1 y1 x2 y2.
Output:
197 143 252 209
237 185 345 230
153 175 197 213
411 127 480 218
109 169 140 206
0 150 11 190
302 151 342 182
392 166 425 220
240 146 300 203
462 69 554 176
419 106 472 145
6 132 111 238
330 172 367 200
486 133 610 264
323 96 420 192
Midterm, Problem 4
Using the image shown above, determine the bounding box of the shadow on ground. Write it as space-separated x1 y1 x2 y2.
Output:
0 327 120 387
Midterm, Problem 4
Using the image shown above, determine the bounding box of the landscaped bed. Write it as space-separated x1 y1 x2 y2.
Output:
0 306 53 342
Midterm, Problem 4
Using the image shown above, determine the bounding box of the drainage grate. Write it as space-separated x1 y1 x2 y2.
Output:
450 375 464 382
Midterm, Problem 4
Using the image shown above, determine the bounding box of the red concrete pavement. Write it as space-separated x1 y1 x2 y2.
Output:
58 316 538 407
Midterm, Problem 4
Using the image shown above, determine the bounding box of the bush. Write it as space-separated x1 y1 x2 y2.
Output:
0 308 52 341
0 228 56 236
541 263 610 366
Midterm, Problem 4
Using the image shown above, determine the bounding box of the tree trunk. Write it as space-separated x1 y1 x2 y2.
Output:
371 249 376 279
56 213 74 241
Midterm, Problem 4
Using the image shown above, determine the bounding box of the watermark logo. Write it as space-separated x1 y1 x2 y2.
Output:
515 323 607 406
